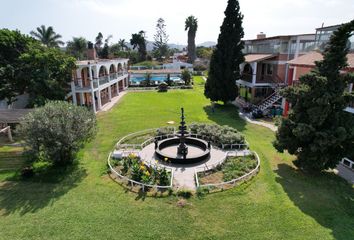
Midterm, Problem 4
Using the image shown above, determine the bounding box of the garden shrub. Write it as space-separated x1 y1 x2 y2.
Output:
222 155 257 181
156 127 175 137
112 154 171 186
16 101 97 166
176 189 193 199
32 161 52 174
188 123 245 146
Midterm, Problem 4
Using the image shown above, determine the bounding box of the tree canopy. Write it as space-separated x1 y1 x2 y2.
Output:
130 31 147 62
0 29 76 107
274 20 354 171
153 18 169 61
66 37 88 60
0 29 34 105
30 25 64 48
17 101 97 166
204 0 244 104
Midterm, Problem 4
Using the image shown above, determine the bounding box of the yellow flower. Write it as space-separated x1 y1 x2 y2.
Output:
155 160 159 164
140 165 146 171
164 157 168 161
145 171 150 176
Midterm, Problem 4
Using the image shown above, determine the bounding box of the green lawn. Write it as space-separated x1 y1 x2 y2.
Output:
0 77 353 240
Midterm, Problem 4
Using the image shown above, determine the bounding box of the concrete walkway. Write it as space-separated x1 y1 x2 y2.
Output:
239 112 278 132
99 92 127 112
141 143 225 190
140 143 251 190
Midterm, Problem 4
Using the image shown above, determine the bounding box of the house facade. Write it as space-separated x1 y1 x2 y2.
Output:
69 57 129 113
236 33 316 112
285 24 354 115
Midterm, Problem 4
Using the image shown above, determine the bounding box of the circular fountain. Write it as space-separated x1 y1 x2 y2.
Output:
155 108 210 164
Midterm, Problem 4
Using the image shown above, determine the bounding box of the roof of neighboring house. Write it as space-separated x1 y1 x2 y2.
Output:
244 33 315 42
288 51 354 69
244 54 275 63
0 109 33 124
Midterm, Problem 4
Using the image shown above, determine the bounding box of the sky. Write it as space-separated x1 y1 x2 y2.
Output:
1 0 353 45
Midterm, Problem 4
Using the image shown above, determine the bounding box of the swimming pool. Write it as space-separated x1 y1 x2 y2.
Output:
130 74 182 84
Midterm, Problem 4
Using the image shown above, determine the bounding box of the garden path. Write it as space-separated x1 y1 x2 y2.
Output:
140 143 250 190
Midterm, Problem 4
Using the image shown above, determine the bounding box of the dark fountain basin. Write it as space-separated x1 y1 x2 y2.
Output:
155 137 210 164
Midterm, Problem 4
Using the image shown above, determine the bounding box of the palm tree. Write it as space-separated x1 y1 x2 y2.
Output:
66 37 88 60
130 31 147 61
185 16 198 63
118 39 128 51
30 25 64 47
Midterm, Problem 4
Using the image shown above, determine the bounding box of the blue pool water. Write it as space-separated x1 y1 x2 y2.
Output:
130 75 181 83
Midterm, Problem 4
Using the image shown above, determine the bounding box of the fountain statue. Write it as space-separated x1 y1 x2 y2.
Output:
177 108 188 158
155 107 210 164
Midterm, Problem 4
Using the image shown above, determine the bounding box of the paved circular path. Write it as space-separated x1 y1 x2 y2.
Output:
140 143 249 190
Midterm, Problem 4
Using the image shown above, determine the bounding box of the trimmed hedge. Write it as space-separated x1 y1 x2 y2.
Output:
188 123 245 145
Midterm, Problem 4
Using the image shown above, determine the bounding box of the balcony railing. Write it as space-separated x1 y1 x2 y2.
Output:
241 73 253 83
109 73 118 80
99 75 109 85
93 79 98 89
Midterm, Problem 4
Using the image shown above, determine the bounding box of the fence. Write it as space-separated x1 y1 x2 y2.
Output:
195 151 260 191
116 128 249 152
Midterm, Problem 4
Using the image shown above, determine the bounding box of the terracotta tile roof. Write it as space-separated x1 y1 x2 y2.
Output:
244 54 275 63
288 51 354 69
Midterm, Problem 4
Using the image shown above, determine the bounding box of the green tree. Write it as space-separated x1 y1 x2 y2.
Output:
118 38 128 51
66 37 87 60
181 69 192 85
204 0 244 104
153 18 169 61
274 20 354 172
130 31 147 62
30 25 64 48
196 46 213 60
20 44 76 106
185 15 198 63
0 29 34 105
95 32 103 53
17 101 97 166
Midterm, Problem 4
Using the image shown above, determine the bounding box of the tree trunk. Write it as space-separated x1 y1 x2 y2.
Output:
187 30 196 63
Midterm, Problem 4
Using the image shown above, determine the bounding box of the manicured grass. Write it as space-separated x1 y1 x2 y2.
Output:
0 76 353 240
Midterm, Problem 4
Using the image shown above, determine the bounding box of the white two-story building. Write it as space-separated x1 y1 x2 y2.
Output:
69 48 129 113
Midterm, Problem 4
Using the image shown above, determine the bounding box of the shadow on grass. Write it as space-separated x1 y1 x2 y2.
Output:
203 103 246 132
275 164 354 240
0 163 87 216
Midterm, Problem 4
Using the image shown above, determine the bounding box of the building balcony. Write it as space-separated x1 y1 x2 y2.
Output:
99 75 109 85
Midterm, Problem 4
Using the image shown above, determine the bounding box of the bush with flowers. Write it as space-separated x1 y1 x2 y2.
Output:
111 153 170 186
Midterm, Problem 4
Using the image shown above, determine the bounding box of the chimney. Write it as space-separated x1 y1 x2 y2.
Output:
257 32 266 39
87 41 97 60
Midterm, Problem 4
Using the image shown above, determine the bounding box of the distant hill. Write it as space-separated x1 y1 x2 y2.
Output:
197 41 216 47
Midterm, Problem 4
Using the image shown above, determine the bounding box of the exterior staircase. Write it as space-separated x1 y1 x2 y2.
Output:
255 90 282 111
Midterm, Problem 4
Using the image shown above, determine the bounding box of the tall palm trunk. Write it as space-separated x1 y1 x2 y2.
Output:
187 30 196 63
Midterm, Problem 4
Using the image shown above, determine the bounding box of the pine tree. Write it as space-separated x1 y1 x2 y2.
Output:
153 18 169 61
274 20 354 172
204 0 244 104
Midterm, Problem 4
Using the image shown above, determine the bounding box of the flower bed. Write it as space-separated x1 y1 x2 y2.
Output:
197 153 259 191
110 153 171 187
